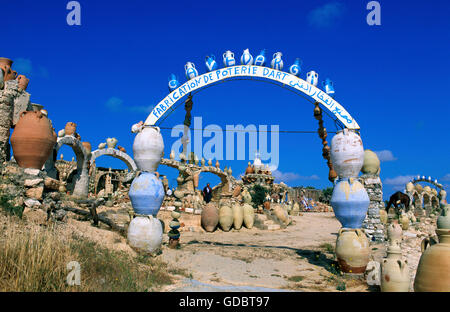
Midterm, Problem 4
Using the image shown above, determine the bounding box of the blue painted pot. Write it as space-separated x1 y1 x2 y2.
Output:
168 74 179 92
205 55 218 72
129 172 165 216
323 78 335 97
331 178 369 228
289 58 302 76
254 49 266 66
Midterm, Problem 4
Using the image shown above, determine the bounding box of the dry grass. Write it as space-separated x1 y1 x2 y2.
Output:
0 214 174 292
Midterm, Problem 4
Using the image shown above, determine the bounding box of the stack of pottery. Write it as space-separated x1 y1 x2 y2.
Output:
329 129 370 274
11 111 57 169
414 205 450 291
128 123 166 252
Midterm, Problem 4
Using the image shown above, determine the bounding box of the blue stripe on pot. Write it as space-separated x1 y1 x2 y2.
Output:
129 172 165 216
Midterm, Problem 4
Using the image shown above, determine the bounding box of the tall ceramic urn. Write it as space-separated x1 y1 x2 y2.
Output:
330 129 370 274
128 122 165 253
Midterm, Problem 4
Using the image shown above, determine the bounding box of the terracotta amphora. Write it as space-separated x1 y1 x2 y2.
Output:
0 57 16 81
17 75 29 91
232 203 244 230
219 205 233 232
243 203 255 229
11 111 57 169
64 122 77 136
414 229 450 292
201 203 219 232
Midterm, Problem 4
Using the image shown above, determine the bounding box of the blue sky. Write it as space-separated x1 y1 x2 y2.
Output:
3 0 450 199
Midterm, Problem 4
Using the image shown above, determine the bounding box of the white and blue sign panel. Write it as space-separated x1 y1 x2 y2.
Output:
145 65 360 130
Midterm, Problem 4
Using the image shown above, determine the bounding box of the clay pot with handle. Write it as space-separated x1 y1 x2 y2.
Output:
17 75 29 91
11 111 57 169
335 228 370 274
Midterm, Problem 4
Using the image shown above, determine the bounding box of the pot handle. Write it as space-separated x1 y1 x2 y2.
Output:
421 237 430 252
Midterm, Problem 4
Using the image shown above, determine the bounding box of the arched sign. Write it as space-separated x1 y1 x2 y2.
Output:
145 65 360 130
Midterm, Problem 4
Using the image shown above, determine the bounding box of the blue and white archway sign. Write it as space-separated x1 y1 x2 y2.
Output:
145 65 360 130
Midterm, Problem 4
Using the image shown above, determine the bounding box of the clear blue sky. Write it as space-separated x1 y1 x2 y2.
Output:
3 0 450 199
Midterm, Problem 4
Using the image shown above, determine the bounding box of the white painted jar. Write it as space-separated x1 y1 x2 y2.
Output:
127 215 163 253
330 129 364 178
133 126 164 172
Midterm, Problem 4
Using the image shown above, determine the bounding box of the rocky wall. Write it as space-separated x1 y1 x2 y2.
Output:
361 173 385 242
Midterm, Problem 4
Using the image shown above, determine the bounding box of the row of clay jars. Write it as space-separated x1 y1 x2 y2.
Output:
208 203 255 232
10 111 57 169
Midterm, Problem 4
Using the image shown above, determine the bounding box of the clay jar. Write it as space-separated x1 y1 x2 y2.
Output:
232 203 244 230
0 57 17 82
232 185 242 197
11 111 57 169
330 129 364 178
387 221 403 244
335 228 370 274
82 142 92 154
128 172 165 216
414 229 450 292
274 205 290 225
127 215 163 254
133 126 164 172
437 205 450 229
400 214 409 230
218 205 233 232
193 173 199 189
17 75 29 91
243 203 255 229
381 243 410 292
64 122 77 136
201 203 219 232
263 201 270 210
361 149 380 175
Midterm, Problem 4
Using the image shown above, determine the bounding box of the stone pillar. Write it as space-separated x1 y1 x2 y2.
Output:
0 80 20 164
361 173 385 242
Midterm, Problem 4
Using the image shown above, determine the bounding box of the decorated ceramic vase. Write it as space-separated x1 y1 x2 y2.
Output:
201 203 219 232
330 129 364 178
219 204 233 232
64 122 77 136
254 49 266 66
185 62 198 80
243 203 255 229
223 50 235 67
240 49 253 65
414 228 450 292
270 52 283 70
232 203 244 230
11 111 57 169
289 58 301 76
380 242 411 292
133 126 164 172
322 78 335 97
330 178 369 229
335 228 370 273
127 215 163 253
205 55 218 72
168 74 179 92
128 172 165 216
306 71 319 86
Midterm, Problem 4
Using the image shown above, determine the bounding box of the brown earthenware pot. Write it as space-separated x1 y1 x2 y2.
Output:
201 203 219 232
11 111 57 169
232 185 242 197
263 201 270 210
17 75 29 91
64 122 77 136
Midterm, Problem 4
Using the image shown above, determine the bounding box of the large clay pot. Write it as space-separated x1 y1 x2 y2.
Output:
0 57 16 82
11 111 57 169
335 228 370 274
64 122 77 136
361 149 380 175
274 205 290 225
379 209 388 224
437 205 450 229
380 243 410 292
263 201 271 210
387 221 403 244
201 203 219 232
133 126 164 172
17 75 29 91
219 205 233 232
127 215 163 253
414 229 450 292
330 129 364 178
330 178 370 229
243 203 255 229
128 172 165 216
232 203 244 230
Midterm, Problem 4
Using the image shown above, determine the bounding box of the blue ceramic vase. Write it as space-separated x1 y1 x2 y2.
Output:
323 78 335 97
289 58 302 76
129 172 165 216
254 49 266 66
331 178 369 228
168 74 179 92
205 55 218 72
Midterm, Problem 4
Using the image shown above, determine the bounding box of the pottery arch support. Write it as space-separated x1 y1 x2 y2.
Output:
44 135 90 198
90 148 138 183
